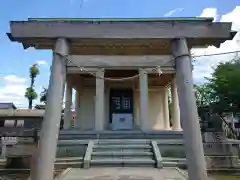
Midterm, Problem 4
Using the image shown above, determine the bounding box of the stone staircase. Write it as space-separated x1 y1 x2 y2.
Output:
58 130 183 140
55 157 83 169
89 140 158 167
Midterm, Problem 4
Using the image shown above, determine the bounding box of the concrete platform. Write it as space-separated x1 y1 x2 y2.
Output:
56 167 188 180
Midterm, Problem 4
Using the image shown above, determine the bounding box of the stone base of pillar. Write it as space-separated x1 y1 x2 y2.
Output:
141 127 150 132
164 127 172 131
172 127 182 131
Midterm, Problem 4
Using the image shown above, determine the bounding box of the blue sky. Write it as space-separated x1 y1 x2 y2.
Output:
0 0 239 107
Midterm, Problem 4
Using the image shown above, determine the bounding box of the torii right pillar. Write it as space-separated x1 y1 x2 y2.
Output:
172 38 208 180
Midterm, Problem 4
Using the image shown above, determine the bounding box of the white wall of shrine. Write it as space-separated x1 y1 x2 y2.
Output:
73 85 166 131
64 71 182 131
77 88 95 130
147 89 165 130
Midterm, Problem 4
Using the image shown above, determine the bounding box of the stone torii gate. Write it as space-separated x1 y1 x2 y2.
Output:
7 18 235 180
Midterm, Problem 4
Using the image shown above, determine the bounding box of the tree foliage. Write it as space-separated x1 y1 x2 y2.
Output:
195 58 240 115
25 87 38 100
25 64 40 109
40 87 48 104
35 65 51 108
194 83 215 107
29 64 40 81
34 88 47 109
207 59 240 112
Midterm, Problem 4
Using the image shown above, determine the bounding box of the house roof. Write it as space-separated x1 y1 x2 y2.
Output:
0 103 17 109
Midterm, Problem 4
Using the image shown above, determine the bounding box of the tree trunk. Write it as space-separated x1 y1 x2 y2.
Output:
29 99 33 109
31 77 34 87
28 77 35 109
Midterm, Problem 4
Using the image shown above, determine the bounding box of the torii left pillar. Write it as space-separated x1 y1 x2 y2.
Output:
36 38 69 180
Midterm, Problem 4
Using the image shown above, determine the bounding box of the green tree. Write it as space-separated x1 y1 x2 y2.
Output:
40 87 47 104
34 88 47 109
194 83 215 107
35 65 51 109
35 88 47 109
25 64 40 109
208 58 240 112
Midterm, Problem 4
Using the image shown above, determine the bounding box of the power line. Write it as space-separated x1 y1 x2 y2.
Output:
62 50 240 81
193 50 240 57
3 50 240 108
0 50 239 77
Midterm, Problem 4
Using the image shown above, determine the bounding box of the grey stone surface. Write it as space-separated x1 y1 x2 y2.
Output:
56 146 87 157
59 167 187 180
84 141 94 168
173 38 208 179
151 141 163 168
91 140 156 167
159 144 186 158
9 19 232 40
37 38 69 180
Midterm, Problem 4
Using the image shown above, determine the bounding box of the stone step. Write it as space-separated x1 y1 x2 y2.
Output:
204 153 234 156
55 161 83 169
96 139 150 145
93 149 153 153
58 131 183 140
91 156 154 160
0 158 7 168
94 144 152 149
0 158 7 163
93 149 152 153
90 158 155 167
162 157 186 163
56 157 83 163
162 161 187 168
88 139 156 168
57 139 184 146
91 151 153 156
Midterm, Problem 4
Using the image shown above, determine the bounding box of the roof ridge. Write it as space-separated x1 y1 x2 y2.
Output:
27 17 214 22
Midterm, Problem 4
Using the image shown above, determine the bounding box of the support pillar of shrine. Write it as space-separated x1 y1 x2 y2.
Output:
171 77 182 131
163 86 171 130
63 78 72 129
74 86 81 128
139 69 149 130
36 38 69 180
95 69 105 130
172 38 207 180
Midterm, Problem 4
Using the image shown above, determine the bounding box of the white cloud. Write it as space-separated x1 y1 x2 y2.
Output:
199 7 218 21
0 75 28 106
221 6 240 31
24 47 36 53
164 8 184 17
192 6 240 84
4 75 27 84
37 60 47 65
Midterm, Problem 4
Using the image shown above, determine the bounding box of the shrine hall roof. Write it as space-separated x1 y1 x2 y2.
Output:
7 17 236 54
27 17 214 22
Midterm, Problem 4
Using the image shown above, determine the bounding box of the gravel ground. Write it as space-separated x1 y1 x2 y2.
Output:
211 175 240 180
0 170 62 180
0 174 29 180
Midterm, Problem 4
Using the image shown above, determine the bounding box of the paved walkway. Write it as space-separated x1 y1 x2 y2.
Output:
57 167 188 180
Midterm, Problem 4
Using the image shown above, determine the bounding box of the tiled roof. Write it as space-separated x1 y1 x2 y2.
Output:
0 103 17 109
